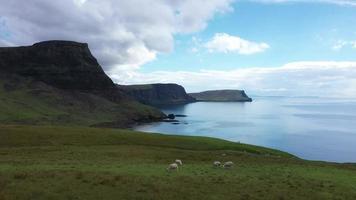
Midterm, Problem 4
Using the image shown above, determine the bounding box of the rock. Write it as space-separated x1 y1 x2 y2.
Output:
175 114 187 117
0 41 113 91
0 41 130 102
189 90 252 102
167 114 175 119
117 83 196 106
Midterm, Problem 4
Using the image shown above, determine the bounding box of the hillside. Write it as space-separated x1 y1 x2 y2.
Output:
118 83 196 106
0 41 165 127
190 90 253 102
0 125 355 200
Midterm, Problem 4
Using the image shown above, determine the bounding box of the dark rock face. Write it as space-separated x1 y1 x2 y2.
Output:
0 40 166 126
0 41 115 91
167 114 176 119
189 90 252 102
117 83 196 106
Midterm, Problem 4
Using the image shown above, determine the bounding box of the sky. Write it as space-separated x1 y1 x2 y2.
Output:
1 0 356 97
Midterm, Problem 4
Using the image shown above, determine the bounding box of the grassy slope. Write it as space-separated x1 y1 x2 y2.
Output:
0 75 161 127
0 125 356 200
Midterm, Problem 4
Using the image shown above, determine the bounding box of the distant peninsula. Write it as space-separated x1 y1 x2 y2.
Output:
117 83 196 106
189 90 252 102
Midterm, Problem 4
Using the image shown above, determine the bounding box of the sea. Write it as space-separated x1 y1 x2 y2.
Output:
134 97 356 163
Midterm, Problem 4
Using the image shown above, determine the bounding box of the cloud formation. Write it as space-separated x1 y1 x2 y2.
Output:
332 40 356 50
0 0 234 71
204 33 269 54
114 61 356 98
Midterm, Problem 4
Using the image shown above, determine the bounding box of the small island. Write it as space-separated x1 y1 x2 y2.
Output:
189 90 253 102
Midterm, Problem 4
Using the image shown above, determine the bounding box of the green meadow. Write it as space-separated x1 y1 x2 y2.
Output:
0 125 355 200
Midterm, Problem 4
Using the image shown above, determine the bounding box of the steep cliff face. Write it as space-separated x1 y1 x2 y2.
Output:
0 41 165 127
189 90 252 102
0 41 114 91
118 84 196 106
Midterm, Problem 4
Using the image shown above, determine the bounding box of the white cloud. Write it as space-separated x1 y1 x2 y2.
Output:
332 40 356 50
114 61 356 98
190 47 199 53
204 33 270 54
0 0 234 71
332 40 348 50
173 0 235 33
73 0 87 6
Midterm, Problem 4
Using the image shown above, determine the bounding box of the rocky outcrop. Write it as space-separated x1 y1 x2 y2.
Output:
0 41 114 90
117 83 196 106
0 41 127 102
189 90 252 102
0 40 165 127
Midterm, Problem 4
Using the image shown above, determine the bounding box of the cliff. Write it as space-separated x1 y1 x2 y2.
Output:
0 41 165 127
0 40 127 102
0 41 114 90
117 83 196 106
189 90 252 102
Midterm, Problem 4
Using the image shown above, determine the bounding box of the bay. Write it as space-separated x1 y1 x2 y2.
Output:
134 97 356 163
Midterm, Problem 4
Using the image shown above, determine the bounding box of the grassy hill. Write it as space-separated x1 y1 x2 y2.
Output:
0 74 163 127
0 125 355 200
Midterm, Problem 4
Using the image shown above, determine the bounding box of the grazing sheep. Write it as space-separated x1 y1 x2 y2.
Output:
167 163 179 172
213 161 221 168
175 159 183 166
223 161 234 169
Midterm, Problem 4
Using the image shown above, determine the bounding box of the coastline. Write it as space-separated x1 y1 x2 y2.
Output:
132 98 356 163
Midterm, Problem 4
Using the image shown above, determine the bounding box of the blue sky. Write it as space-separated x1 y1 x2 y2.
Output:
142 1 356 72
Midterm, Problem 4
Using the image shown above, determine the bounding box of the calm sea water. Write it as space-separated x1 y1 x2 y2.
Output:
134 97 356 163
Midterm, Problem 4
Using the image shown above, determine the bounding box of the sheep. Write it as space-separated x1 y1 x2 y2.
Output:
175 159 183 166
213 161 221 168
166 163 179 172
223 161 234 169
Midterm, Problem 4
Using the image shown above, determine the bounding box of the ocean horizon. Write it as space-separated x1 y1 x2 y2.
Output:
134 96 356 163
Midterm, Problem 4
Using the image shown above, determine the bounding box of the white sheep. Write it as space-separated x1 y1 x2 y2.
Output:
166 163 179 172
223 161 234 169
213 161 221 168
175 159 183 166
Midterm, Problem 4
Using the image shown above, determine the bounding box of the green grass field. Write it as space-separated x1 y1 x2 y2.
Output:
0 125 356 200
0 75 162 127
